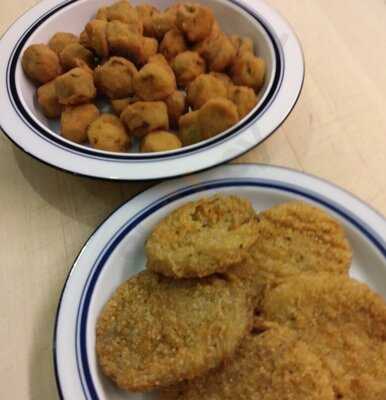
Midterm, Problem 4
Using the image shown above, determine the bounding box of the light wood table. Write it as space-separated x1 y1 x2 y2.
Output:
1 1 386 398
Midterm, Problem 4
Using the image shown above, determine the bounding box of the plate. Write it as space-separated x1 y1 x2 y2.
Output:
0 0 304 180
54 164 386 399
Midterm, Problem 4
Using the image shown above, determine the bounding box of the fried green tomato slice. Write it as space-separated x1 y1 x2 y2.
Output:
146 195 259 278
245 201 352 297
96 270 254 391
160 326 334 400
261 273 386 399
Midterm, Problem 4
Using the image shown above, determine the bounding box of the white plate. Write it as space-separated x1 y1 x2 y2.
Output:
54 164 386 399
0 0 304 180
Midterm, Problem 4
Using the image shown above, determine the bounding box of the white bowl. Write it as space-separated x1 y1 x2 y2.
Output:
0 0 304 180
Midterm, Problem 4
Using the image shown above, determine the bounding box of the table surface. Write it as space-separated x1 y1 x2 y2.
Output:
2 0 386 398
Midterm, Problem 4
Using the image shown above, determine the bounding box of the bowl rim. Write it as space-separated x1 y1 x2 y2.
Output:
0 0 304 180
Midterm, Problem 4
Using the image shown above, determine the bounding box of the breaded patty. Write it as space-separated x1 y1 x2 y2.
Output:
96 270 254 391
145 195 259 278
245 201 352 296
261 273 386 399
160 326 334 400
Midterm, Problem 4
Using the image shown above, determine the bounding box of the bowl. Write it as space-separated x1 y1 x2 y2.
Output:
0 0 304 180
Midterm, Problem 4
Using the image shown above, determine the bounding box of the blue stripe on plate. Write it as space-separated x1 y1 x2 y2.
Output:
72 178 386 399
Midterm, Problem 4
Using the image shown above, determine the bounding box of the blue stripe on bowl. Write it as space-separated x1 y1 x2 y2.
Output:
71 178 386 399
7 0 284 162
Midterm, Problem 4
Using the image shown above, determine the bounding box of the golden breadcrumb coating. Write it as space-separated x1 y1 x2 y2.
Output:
146 195 259 278
96 270 254 391
261 273 386 399
160 326 334 400
244 201 352 298
110 97 138 115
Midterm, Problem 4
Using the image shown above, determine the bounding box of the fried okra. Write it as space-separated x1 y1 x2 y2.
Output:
133 57 176 101
193 20 221 55
136 4 160 37
55 67 96 105
22 44 62 84
61 104 100 143
120 101 169 137
149 53 170 66
48 32 78 56
59 43 94 70
88 113 131 152
179 110 202 146
165 90 187 128
228 85 258 119
142 37 159 64
198 98 239 139
209 72 233 89
140 130 182 152
200 32 236 72
230 52 266 92
79 29 91 49
36 80 62 119
160 28 187 61
230 35 254 55
171 51 206 88
94 57 137 99
187 74 228 110
176 3 214 42
96 0 143 35
110 97 138 115
84 19 109 58
180 97 239 145
106 21 145 65
152 5 179 40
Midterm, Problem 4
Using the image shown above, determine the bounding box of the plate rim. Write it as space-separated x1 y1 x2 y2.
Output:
53 163 386 400
0 0 305 181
